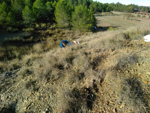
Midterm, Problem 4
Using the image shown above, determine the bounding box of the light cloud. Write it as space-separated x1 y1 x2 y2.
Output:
137 1 150 6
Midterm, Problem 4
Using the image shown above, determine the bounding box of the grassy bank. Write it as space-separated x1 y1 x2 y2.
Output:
0 14 150 113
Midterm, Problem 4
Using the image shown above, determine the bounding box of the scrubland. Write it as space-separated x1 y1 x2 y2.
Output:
0 14 150 113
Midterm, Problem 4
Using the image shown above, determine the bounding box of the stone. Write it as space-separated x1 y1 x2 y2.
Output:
143 35 150 42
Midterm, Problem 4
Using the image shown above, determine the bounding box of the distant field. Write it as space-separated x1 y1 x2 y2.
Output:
96 14 150 30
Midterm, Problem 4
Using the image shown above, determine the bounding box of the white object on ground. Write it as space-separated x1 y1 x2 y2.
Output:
73 41 80 44
143 34 150 42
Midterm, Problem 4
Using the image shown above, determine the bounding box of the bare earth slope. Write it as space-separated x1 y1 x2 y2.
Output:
0 15 150 113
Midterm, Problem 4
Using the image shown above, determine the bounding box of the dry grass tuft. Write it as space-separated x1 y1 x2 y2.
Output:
33 43 44 53
0 15 150 112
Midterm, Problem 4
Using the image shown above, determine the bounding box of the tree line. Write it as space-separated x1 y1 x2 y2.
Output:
0 0 96 31
0 0 149 32
109 2 150 13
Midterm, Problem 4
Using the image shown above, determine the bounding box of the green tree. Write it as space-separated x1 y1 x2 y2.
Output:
127 5 134 13
141 7 149 13
55 0 72 28
82 0 87 6
12 0 25 21
97 2 103 12
22 6 35 24
0 2 8 25
6 11 15 26
24 0 33 8
106 6 113 12
89 2 99 13
46 1 56 23
33 0 47 21
46 1 53 13
72 5 96 31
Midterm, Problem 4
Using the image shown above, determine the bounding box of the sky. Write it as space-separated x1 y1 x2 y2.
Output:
93 0 150 6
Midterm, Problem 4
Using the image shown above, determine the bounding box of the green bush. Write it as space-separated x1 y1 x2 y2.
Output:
41 23 47 28
23 27 34 32
72 5 96 32
6 27 18 32
107 27 117 31
137 15 141 17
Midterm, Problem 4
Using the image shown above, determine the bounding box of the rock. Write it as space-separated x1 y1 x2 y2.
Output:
143 35 150 42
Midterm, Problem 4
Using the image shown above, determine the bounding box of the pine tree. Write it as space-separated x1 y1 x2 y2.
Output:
6 11 15 26
22 6 35 24
24 0 33 8
0 2 8 24
55 0 72 28
89 2 99 13
72 5 96 31
12 0 25 21
127 5 134 13
106 6 113 12
33 0 47 21
46 1 55 23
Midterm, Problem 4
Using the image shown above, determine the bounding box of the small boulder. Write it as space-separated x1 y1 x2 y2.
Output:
143 34 150 42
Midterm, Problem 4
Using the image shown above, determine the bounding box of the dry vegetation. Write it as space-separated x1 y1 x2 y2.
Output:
0 14 150 113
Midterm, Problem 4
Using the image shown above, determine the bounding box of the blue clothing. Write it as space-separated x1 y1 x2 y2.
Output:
60 40 71 48
94 26 97 30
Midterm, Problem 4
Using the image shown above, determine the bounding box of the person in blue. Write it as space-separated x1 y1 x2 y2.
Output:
60 40 71 48
94 26 97 32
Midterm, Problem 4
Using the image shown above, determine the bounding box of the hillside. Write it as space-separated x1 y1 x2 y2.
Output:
0 14 150 113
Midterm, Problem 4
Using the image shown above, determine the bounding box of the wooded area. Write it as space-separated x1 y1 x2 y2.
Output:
0 0 149 32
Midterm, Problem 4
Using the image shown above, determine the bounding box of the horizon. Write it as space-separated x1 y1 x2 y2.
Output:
93 0 150 7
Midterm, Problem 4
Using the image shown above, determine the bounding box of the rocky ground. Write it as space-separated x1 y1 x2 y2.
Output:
0 25 150 113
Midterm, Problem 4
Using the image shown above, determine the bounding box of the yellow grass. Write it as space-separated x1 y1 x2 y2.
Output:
96 15 150 30
0 14 150 112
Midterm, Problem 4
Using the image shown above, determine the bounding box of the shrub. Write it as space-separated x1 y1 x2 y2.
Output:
0 61 4 72
41 23 47 28
137 15 141 17
122 14 134 20
33 43 43 53
107 27 117 31
6 27 18 32
23 27 34 32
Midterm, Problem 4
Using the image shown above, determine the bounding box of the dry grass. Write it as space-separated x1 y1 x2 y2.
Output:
96 14 150 30
0 15 150 113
